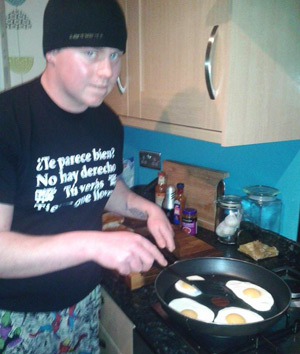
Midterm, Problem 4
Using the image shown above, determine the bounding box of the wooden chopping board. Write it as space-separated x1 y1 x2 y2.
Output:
118 222 222 290
163 160 229 231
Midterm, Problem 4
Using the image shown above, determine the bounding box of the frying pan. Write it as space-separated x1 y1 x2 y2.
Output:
130 177 157 202
154 257 291 337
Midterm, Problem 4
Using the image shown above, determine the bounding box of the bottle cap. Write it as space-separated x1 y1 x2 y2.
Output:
183 208 197 215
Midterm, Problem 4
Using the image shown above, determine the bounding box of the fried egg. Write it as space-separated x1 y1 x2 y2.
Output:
174 275 204 297
214 307 264 324
226 280 274 311
169 297 215 322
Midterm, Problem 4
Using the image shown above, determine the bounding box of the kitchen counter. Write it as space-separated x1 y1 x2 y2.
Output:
101 224 300 354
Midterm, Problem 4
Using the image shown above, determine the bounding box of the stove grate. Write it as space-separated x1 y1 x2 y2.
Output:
152 303 300 354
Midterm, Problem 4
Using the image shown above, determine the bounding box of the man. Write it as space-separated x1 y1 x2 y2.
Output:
0 0 174 352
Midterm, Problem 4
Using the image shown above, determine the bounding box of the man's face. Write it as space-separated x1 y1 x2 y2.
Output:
49 47 123 112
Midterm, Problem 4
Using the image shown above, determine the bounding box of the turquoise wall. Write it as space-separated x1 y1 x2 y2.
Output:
123 127 300 241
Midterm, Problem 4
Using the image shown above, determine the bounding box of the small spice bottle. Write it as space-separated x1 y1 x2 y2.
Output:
182 208 198 235
173 183 185 226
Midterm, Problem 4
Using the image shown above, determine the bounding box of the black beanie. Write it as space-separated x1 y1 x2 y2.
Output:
43 0 127 56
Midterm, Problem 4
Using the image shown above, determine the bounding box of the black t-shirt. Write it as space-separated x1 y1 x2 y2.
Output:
0 77 124 311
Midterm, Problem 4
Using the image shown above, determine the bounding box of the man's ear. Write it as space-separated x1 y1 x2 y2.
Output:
45 49 59 64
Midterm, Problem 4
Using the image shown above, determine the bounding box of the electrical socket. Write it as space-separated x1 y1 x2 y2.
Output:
139 150 161 170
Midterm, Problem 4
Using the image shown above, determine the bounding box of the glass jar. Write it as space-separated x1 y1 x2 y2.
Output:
215 195 242 244
182 208 198 235
241 185 282 233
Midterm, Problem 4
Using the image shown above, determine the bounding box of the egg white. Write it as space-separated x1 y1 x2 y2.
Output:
169 297 215 322
174 275 204 297
226 280 274 311
214 307 264 324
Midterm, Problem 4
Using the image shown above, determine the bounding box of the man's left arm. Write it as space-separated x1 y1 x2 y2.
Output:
105 178 175 252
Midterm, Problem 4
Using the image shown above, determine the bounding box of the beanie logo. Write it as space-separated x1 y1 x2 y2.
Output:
69 33 104 40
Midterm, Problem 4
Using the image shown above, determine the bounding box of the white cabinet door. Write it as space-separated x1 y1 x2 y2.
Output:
99 289 135 354
110 0 300 146
104 0 129 117
221 0 300 146
99 322 122 354
122 0 228 144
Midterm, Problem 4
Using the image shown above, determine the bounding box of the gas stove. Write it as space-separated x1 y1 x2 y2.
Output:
152 303 300 353
152 264 300 354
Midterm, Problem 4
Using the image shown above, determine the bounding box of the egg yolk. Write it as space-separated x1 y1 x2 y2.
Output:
180 309 198 319
181 282 196 290
243 288 261 298
226 313 246 324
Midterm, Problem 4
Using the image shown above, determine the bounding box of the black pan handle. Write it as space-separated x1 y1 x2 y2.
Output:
160 247 178 265
153 249 177 270
153 247 177 269
154 250 202 292
144 177 158 192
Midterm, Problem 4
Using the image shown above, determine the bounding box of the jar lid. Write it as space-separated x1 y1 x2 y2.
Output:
243 185 279 202
217 195 241 208
177 183 184 189
183 207 197 215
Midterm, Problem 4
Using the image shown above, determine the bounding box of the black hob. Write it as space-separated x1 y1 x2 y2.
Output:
152 263 300 354
152 302 300 354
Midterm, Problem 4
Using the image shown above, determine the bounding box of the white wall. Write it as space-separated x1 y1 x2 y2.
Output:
2 0 48 90
0 0 10 91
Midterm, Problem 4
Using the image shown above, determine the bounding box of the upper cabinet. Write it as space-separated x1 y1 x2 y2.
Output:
105 0 300 146
104 0 128 117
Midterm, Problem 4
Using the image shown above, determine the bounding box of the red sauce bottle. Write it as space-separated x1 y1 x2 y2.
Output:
155 171 166 207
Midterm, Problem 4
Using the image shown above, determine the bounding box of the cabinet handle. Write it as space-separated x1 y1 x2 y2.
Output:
99 339 106 349
117 76 126 95
204 25 219 100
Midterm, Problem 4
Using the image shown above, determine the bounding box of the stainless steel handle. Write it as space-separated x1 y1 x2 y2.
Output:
204 25 219 100
117 76 126 95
